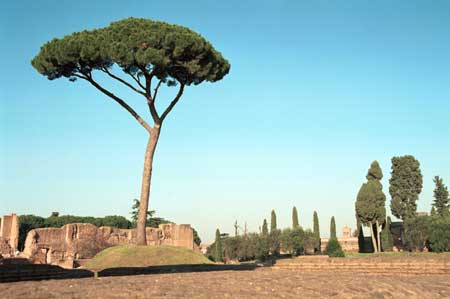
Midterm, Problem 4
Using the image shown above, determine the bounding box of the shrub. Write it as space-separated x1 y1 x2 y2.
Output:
268 229 281 256
303 229 316 254
427 215 450 252
325 238 345 257
256 235 270 262
381 216 394 252
404 216 429 251
291 227 305 256
280 228 294 255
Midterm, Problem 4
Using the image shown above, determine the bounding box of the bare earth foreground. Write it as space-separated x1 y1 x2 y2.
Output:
2 268 450 299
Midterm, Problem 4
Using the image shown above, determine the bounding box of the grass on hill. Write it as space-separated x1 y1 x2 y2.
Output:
85 245 212 270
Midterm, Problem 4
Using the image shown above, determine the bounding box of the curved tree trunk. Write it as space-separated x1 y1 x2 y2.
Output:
369 223 378 253
136 125 161 245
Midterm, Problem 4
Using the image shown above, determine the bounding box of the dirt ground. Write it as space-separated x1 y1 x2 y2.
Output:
2 268 450 299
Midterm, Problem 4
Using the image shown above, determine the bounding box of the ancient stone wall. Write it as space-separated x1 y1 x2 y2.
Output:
23 223 195 268
0 214 19 256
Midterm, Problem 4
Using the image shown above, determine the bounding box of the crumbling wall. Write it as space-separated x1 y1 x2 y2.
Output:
0 214 19 256
23 223 195 268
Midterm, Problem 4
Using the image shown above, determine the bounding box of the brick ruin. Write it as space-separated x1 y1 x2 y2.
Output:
320 225 359 253
0 214 20 257
23 223 194 268
0 214 195 268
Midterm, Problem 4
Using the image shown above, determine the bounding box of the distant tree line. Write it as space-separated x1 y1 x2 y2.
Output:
207 208 344 263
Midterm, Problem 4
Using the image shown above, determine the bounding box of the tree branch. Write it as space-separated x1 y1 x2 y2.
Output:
160 83 185 122
100 67 146 96
77 73 152 133
153 79 163 100
128 72 146 90
145 75 161 124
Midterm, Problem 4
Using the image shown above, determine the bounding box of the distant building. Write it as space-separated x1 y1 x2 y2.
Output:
320 226 358 253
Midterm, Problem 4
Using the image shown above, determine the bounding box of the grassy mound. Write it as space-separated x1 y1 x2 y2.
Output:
85 245 212 270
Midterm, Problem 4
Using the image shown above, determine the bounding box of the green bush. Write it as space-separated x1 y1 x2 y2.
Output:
427 215 450 252
268 229 281 256
404 216 429 252
381 216 394 252
256 235 270 262
325 238 345 257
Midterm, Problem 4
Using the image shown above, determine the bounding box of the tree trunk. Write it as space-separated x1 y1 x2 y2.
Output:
136 125 161 245
369 223 378 253
376 220 381 252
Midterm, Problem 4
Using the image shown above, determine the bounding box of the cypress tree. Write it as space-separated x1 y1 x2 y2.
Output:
214 228 223 262
432 176 450 216
292 206 299 229
330 216 337 239
389 155 423 221
381 216 394 251
313 211 321 253
431 206 437 216
262 219 269 236
270 210 277 232
355 161 386 253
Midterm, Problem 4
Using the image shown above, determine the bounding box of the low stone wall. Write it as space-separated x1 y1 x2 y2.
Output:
273 257 450 274
23 223 194 268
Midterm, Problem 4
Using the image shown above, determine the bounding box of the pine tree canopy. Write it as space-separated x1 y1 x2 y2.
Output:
389 155 423 220
31 18 230 86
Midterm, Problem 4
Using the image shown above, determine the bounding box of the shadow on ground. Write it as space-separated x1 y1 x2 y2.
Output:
0 258 258 283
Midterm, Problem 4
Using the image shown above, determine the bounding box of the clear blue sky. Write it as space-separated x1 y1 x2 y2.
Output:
1 0 450 242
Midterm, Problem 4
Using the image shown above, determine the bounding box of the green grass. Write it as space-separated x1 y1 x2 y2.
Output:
85 245 212 270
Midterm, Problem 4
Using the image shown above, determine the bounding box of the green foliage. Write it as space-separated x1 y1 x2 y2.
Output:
262 219 269 236
291 228 306 255
432 176 450 216
366 161 383 181
214 229 223 262
255 235 270 262
270 210 277 232
18 215 46 251
404 216 429 251
330 216 337 239
280 228 294 255
32 18 230 86
355 161 386 227
358 224 365 253
325 238 345 257
192 228 201 246
427 214 450 252
292 206 299 229
381 216 394 252
303 229 316 254
268 229 281 256
313 211 321 253
130 199 171 228
389 155 423 221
